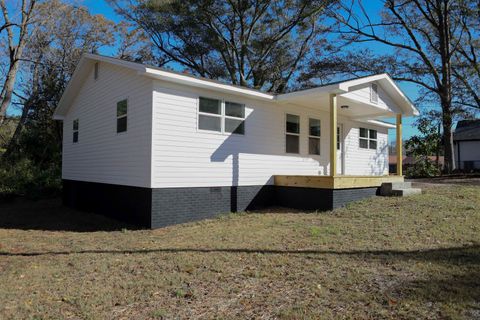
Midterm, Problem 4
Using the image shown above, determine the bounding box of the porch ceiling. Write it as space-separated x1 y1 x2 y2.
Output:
280 93 394 120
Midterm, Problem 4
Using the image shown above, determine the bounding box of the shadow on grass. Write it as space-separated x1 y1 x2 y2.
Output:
1 243 478 260
0 198 138 232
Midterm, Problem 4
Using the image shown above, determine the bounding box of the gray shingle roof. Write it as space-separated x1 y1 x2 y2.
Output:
454 120 480 141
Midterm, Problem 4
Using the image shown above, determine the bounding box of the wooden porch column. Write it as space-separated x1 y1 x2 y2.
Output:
396 114 403 176
330 94 337 177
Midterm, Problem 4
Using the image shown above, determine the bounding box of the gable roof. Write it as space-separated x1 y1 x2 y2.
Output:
454 120 480 141
53 54 419 119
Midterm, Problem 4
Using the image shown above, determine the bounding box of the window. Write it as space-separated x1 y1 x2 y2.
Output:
359 127 377 150
73 119 79 143
94 62 99 80
117 99 128 133
371 83 378 103
286 114 300 154
308 118 320 155
197 97 245 135
225 101 245 134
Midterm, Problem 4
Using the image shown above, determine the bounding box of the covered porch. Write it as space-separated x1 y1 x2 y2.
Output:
276 74 418 189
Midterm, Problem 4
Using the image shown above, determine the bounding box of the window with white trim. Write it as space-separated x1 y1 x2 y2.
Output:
359 127 377 150
73 119 79 143
308 118 320 155
286 114 300 154
371 83 378 103
117 99 128 133
198 97 245 135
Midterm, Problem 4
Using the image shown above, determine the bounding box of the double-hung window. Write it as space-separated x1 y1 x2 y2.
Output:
286 114 300 154
117 99 128 133
198 97 245 135
308 118 320 155
73 119 79 143
359 127 377 150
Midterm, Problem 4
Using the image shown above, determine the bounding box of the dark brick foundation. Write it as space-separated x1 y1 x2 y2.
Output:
151 185 274 228
63 180 378 229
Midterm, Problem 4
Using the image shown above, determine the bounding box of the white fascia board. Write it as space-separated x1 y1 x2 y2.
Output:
365 119 396 129
143 67 275 101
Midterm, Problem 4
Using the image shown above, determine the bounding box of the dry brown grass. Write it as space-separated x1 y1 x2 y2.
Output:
0 184 479 319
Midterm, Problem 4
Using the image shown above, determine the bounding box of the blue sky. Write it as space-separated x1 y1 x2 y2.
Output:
83 0 421 140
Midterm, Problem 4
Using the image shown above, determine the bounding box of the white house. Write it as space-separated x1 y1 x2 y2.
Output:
454 120 480 170
53 54 418 228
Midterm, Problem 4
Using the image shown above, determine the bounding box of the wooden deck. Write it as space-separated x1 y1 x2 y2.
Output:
274 175 404 189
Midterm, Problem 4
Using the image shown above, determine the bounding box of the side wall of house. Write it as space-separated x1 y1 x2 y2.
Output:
455 140 480 169
150 81 389 189
62 62 153 188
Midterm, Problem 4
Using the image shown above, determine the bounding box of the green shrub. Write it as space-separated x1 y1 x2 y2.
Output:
405 158 441 178
0 159 61 199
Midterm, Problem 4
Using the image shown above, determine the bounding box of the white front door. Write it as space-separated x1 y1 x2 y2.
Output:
336 124 344 175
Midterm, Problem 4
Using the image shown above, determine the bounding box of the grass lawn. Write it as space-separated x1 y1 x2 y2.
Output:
0 184 479 319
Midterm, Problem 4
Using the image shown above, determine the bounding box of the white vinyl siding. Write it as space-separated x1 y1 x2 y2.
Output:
62 62 153 187
151 81 389 188
341 83 402 114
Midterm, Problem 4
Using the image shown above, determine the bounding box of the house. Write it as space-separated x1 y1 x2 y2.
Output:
53 54 418 228
454 120 480 171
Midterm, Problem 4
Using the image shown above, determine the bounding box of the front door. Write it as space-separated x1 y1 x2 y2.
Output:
336 124 344 175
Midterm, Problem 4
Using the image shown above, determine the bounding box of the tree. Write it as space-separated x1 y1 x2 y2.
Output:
405 111 443 177
109 0 337 93
3 0 116 160
305 0 478 173
0 0 38 126
451 1 480 110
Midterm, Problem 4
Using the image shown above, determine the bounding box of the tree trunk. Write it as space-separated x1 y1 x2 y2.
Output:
3 100 30 159
442 104 455 173
0 58 21 125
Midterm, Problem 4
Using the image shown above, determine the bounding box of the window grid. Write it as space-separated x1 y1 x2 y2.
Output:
117 99 128 133
285 114 300 154
359 127 377 150
308 118 321 155
73 119 79 143
198 97 245 135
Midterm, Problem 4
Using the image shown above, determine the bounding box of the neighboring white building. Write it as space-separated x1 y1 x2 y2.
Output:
454 120 480 171
54 54 418 228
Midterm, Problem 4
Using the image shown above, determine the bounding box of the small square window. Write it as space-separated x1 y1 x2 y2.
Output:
286 135 299 154
199 97 221 115
225 102 245 118
198 114 221 132
73 119 79 143
225 118 244 134
360 139 368 149
309 137 320 155
117 117 127 133
309 118 321 137
369 140 377 150
360 127 368 138
286 114 300 134
73 131 79 143
117 100 128 133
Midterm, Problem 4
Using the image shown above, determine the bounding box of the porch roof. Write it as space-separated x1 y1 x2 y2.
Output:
276 74 419 119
